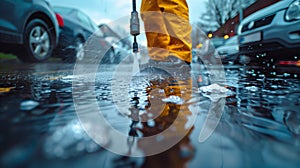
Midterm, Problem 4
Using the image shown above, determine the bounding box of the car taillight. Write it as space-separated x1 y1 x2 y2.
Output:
55 13 64 27
285 0 300 21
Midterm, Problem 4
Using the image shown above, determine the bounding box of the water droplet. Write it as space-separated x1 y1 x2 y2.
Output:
147 120 155 127
20 100 39 111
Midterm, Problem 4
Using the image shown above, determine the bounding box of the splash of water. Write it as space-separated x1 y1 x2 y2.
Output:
132 53 140 76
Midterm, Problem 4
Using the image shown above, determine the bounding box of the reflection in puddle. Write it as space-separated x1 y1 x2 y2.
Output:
105 69 197 166
44 120 101 159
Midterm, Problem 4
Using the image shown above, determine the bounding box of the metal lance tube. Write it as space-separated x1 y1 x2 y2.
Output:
130 0 140 53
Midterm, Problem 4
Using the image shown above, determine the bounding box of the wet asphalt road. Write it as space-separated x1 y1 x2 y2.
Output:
0 59 300 168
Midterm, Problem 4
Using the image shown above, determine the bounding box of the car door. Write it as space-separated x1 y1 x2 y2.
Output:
0 0 31 43
0 0 18 32
0 0 20 43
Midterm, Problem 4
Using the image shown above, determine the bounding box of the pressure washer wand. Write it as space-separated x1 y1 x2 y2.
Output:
130 0 140 53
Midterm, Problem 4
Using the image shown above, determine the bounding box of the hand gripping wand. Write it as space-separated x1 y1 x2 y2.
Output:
130 0 140 53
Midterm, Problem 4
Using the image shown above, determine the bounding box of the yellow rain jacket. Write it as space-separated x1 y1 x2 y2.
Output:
140 0 192 63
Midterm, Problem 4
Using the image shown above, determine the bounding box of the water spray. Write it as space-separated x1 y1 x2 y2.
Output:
130 0 141 82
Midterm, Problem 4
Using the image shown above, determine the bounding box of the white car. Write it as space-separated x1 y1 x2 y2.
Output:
238 0 300 65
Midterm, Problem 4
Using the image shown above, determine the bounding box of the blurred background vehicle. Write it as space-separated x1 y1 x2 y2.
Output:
215 36 239 64
0 0 59 62
52 6 110 63
98 24 132 64
104 36 131 64
238 0 300 66
192 37 215 63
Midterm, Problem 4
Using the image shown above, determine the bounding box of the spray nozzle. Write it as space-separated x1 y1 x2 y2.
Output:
130 0 140 53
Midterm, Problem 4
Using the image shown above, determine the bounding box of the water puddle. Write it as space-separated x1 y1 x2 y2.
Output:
0 63 300 167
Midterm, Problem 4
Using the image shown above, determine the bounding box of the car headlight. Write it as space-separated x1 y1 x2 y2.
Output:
285 0 300 21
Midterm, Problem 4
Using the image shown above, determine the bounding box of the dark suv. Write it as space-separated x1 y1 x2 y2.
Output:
0 0 59 62
52 6 101 62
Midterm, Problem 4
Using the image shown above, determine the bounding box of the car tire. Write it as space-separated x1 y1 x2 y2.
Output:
114 51 121 64
74 37 84 61
103 48 115 64
18 19 54 62
62 37 84 63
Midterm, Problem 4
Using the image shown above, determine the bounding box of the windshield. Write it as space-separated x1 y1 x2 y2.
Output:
53 7 73 15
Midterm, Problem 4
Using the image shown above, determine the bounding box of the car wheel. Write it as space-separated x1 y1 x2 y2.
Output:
18 19 54 62
105 48 115 64
62 37 84 63
114 51 121 64
75 38 84 61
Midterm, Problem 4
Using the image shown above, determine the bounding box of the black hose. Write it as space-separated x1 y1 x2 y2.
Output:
132 0 136 11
